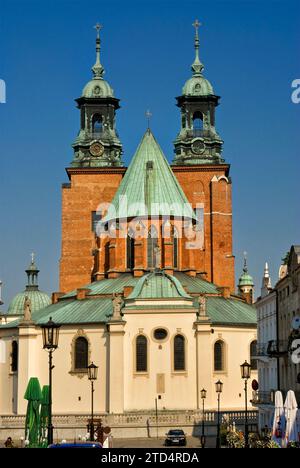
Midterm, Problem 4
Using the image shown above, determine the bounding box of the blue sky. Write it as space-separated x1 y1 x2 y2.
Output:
0 0 299 306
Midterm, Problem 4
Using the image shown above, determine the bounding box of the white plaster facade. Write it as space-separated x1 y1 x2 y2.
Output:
0 300 257 418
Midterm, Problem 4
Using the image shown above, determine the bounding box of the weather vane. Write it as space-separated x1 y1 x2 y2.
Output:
145 110 152 129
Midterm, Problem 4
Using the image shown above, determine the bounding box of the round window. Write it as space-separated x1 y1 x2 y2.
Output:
154 328 168 341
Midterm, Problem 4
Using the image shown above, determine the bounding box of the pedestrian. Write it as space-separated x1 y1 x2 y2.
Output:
4 436 14 448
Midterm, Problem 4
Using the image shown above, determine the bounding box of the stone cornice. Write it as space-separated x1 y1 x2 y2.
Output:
66 166 127 179
171 164 230 174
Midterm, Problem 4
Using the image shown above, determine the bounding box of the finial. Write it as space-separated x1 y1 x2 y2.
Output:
145 110 152 130
31 252 35 264
92 23 104 79
191 19 204 76
243 251 248 273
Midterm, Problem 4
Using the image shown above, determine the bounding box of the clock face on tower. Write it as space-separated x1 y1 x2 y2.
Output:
191 138 205 155
90 142 104 157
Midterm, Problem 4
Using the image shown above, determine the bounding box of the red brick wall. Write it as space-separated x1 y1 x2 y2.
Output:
59 165 235 293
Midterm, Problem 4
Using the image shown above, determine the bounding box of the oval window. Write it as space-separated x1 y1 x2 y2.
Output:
154 328 168 341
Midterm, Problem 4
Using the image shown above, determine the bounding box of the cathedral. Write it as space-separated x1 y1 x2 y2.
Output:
0 23 257 426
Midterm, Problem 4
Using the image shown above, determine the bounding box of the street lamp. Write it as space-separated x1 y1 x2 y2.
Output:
240 360 251 448
215 380 223 449
200 388 207 449
41 317 60 446
87 362 98 441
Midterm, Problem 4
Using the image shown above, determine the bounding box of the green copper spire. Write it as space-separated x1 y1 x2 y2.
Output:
92 23 105 79
191 19 204 76
238 252 254 287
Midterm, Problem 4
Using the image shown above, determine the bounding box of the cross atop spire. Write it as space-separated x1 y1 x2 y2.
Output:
191 19 204 76
145 110 152 130
92 22 104 79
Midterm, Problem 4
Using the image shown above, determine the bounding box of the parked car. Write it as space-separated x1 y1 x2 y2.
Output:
165 429 187 446
48 442 102 448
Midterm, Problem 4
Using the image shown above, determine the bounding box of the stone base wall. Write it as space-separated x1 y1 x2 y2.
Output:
0 410 258 444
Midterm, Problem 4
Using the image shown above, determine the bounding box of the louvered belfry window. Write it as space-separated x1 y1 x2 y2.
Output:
174 334 185 371
75 337 88 370
136 335 147 372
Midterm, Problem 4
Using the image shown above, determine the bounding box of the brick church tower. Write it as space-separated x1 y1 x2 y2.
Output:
59 23 235 293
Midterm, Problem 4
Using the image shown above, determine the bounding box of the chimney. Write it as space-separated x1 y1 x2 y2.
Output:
52 292 65 304
76 288 91 300
123 286 134 298
219 286 231 299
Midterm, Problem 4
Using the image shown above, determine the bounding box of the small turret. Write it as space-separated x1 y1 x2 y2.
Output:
238 252 254 304
261 262 272 298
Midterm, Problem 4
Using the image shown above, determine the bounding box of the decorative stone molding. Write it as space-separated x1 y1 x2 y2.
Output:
69 329 91 379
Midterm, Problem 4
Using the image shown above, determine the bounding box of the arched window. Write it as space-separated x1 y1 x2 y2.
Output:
173 227 179 269
75 337 88 370
174 334 185 371
214 340 224 372
11 341 18 372
92 114 103 134
193 111 203 135
250 340 258 371
136 335 147 372
127 233 135 270
147 225 158 269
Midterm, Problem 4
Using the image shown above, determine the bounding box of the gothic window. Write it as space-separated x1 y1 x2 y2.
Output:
173 227 179 269
136 335 147 372
11 341 18 372
91 211 102 232
250 340 258 371
147 225 158 269
193 111 203 135
174 334 185 371
92 114 103 134
174 335 185 371
214 340 224 372
127 233 135 270
75 337 88 370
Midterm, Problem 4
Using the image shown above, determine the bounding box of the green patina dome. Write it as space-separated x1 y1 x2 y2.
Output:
81 25 114 99
182 75 214 97
7 289 51 316
127 271 192 300
7 255 51 316
238 256 254 287
82 78 114 99
238 273 254 288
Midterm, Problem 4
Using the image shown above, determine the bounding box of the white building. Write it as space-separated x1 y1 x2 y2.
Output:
254 263 278 429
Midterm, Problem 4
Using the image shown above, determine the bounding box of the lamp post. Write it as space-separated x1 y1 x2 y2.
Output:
215 380 223 449
240 360 251 449
41 317 60 446
200 388 207 448
87 362 98 441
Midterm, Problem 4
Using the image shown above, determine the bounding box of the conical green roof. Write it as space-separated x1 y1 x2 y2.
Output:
102 130 196 223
